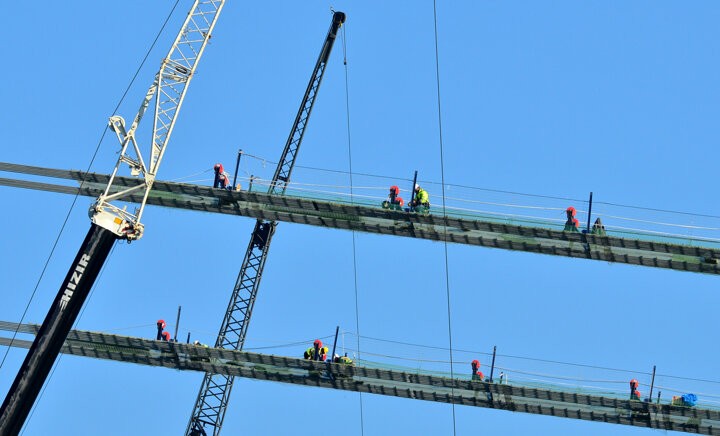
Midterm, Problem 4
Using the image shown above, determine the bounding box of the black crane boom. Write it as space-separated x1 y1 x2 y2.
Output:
0 225 116 435
186 11 346 436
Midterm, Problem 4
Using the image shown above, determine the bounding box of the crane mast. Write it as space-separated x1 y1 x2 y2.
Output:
0 2 225 434
186 11 346 436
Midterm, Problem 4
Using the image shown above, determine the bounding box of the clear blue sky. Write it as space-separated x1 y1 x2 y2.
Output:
2 1 720 435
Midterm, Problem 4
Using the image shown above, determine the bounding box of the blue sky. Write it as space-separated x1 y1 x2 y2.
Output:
2 1 720 435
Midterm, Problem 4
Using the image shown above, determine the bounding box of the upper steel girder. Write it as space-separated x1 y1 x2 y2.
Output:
186 11 345 436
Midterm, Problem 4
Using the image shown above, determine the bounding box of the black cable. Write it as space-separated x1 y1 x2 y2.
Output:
431 2 457 434
21 242 117 435
350 332 662 377
341 21 365 436
595 201 720 219
19 354 62 436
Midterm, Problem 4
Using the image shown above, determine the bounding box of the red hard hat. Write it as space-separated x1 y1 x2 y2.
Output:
162 332 171 340
214 163 224 172
472 359 480 367
157 319 166 328
630 379 639 388
314 339 322 347
566 206 576 216
390 185 399 195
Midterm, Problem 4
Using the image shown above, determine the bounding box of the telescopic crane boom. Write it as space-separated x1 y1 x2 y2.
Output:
0 2 225 434
186 11 346 436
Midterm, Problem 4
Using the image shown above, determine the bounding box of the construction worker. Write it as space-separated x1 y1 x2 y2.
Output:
382 185 404 211
305 339 323 360
161 331 171 342
319 346 329 362
156 319 166 340
193 340 209 348
410 184 430 212
591 217 606 236
213 163 232 190
213 163 224 188
471 359 484 381
629 379 641 401
333 353 354 365
564 206 580 232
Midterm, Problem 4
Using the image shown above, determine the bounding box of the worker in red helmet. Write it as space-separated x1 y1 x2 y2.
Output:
161 331 171 342
629 379 641 401
156 319 166 340
564 206 580 232
304 339 323 360
471 359 484 381
213 163 233 190
213 163 224 188
382 185 404 210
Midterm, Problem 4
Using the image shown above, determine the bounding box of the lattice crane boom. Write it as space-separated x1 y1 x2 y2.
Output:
0 2 224 435
186 11 346 436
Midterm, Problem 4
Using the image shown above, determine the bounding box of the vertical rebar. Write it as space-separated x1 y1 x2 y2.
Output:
174 306 182 343
410 170 418 208
232 149 243 189
330 326 340 361
489 346 497 381
648 365 656 401
586 192 593 233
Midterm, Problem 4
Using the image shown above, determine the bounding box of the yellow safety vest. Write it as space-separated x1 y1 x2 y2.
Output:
415 189 429 204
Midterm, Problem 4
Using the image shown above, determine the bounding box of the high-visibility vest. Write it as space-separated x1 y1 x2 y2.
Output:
415 189 429 204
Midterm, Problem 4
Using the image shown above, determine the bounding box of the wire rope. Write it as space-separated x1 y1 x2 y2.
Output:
227 153 720 224
430 2 457 434
22 238 118 434
340 19 365 436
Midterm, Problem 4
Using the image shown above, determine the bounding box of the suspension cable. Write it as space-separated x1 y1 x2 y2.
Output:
21 242 117 435
340 19 365 436
229 152 720 220
431 2 457 434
